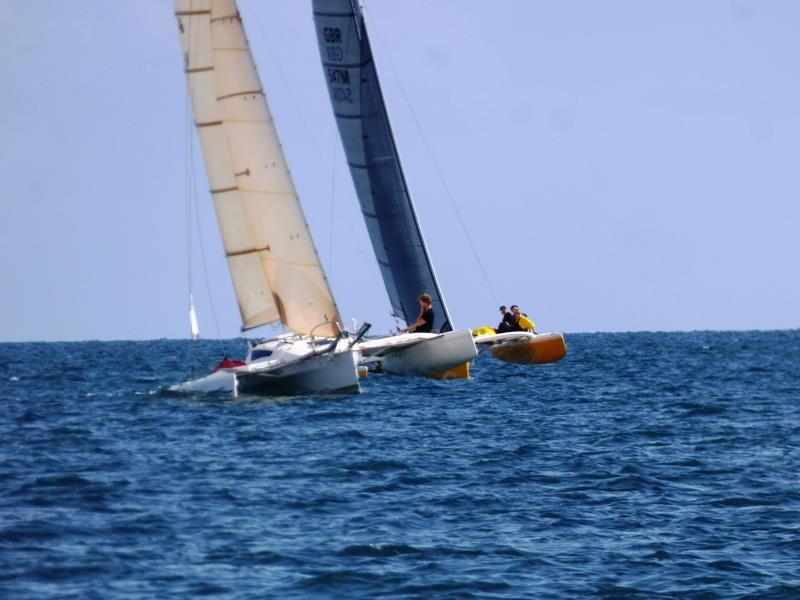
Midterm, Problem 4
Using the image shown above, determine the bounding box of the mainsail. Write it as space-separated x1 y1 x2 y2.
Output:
312 0 453 333
176 0 341 337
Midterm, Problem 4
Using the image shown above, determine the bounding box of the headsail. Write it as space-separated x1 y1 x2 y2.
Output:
312 0 453 333
176 0 341 337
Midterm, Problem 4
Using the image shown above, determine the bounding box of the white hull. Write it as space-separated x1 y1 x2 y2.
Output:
236 347 359 395
170 335 360 396
170 369 237 395
357 329 477 376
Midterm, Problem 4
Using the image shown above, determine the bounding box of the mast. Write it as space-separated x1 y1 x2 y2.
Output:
176 0 342 337
312 0 454 333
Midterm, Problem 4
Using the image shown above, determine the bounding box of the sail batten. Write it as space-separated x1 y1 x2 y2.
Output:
216 90 263 101
225 247 268 258
313 0 454 333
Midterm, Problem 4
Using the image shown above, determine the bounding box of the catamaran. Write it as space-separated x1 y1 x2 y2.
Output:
170 0 368 395
474 330 568 365
312 0 478 378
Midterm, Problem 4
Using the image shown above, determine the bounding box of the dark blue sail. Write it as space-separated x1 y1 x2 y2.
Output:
312 0 453 333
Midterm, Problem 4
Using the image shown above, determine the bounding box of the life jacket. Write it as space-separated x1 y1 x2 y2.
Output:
472 326 496 336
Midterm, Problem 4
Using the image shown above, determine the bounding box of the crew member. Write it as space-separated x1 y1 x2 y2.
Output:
511 304 536 332
401 293 434 333
496 305 520 333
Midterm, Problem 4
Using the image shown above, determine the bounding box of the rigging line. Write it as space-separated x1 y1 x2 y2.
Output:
184 78 194 302
183 5 224 351
189 137 225 351
361 6 500 308
327 132 337 279
183 3 197 374
393 313 403 335
184 0 203 304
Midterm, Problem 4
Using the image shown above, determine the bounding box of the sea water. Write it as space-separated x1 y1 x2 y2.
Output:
1 331 798 598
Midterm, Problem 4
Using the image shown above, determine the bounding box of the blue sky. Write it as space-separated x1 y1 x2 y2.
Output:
1 1 798 342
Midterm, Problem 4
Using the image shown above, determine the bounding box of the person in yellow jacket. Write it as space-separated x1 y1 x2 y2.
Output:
511 304 536 332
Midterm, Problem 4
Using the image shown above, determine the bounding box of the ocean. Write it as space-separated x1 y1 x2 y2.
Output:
1 330 798 598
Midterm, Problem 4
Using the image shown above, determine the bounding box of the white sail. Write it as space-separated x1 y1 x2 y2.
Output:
175 0 341 336
210 0 342 337
176 1 279 330
189 293 200 339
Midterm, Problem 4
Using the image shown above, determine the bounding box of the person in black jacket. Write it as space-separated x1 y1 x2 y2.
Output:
401 293 434 333
496 305 521 333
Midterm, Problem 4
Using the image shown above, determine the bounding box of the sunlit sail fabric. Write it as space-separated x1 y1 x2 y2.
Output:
312 0 453 333
176 0 278 329
176 0 341 336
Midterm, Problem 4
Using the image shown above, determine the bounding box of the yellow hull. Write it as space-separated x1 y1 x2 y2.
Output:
489 333 567 365
428 361 471 380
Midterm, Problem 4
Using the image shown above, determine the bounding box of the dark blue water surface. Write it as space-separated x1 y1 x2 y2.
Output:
1 331 799 598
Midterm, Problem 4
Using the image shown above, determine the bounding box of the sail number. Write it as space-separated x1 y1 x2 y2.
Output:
333 87 352 102
323 27 342 43
327 68 350 85
322 27 351 103
326 46 343 61
323 27 344 62
327 67 352 103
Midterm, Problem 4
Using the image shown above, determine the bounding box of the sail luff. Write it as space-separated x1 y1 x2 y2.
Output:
175 0 280 330
210 0 342 337
359 23 455 330
312 0 454 332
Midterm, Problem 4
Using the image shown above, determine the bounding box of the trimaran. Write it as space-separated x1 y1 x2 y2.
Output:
170 0 565 396
171 0 370 395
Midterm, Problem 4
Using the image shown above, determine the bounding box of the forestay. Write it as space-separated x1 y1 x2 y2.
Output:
175 0 341 337
312 0 453 333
